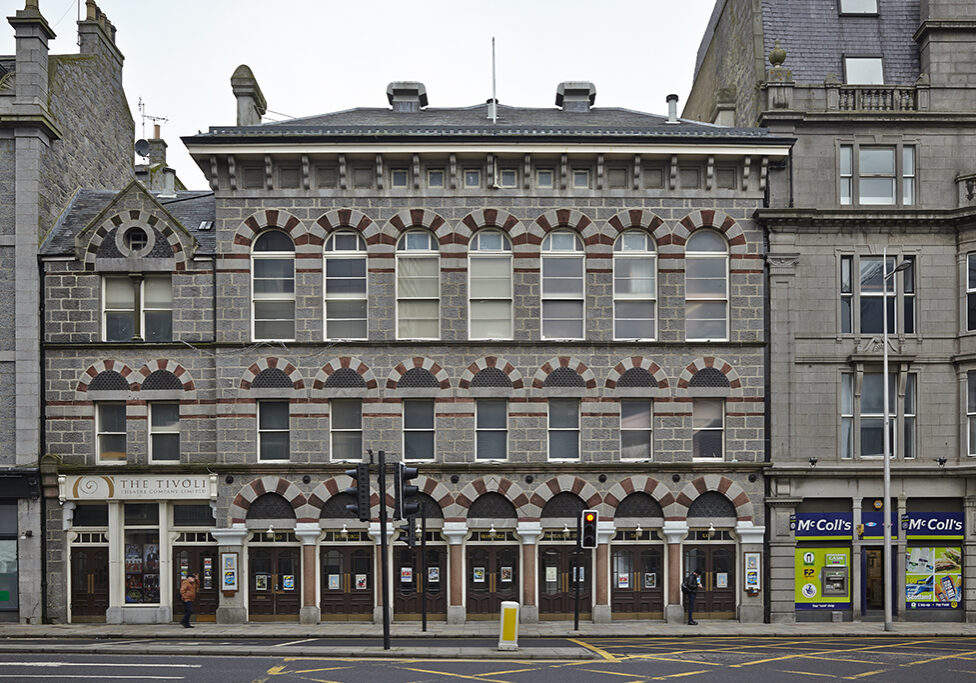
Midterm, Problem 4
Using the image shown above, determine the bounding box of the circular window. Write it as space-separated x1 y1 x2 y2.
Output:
124 227 148 253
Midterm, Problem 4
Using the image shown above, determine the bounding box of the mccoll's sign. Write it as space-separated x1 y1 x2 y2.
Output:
790 513 853 539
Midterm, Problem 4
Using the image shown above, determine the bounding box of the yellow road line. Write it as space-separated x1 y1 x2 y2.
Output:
624 654 724 667
728 638 934 668
650 671 710 680
581 668 652 677
779 670 837 678
798 656 889 666
568 637 619 661
842 669 888 679
398 666 514 683
290 667 353 674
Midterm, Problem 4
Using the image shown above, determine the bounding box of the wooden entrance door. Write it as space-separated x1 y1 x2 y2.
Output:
466 545 519 618
683 544 736 618
70 547 109 623
538 545 591 619
611 545 665 619
320 547 373 621
171 547 219 622
248 547 301 621
394 546 446 620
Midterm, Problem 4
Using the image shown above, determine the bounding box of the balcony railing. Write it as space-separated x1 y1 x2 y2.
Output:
836 86 917 111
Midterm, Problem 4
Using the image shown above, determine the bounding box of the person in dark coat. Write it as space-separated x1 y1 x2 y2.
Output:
681 569 702 625
179 573 198 628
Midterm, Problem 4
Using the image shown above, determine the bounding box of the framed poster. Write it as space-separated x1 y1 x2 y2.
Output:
282 575 295 591
255 573 268 591
355 574 368 590
644 572 657 589
744 552 761 590
545 566 558 583
500 566 513 582
617 574 630 589
221 552 238 591
716 572 728 589
428 567 440 583
401 567 413 583
328 574 341 591
473 567 486 583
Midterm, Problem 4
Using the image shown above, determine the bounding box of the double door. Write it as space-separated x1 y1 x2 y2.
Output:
249 547 301 621
394 546 446 620
70 547 109 623
320 547 373 620
683 544 736 618
172 546 218 622
611 545 665 619
539 545 591 620
466 545 518 618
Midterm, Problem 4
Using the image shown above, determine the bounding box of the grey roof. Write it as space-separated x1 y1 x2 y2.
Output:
762 0 920 85
186 102 782 143
41 189 215 256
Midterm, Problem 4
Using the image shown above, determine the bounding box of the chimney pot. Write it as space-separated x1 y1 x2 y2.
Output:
231 64 267 126
666 94 679 124
386 81 428 112
153 124 160 139
555 81 596 112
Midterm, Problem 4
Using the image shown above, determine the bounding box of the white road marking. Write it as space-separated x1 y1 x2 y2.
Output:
274 638 317 647
0 662 200 668
0 676 184 680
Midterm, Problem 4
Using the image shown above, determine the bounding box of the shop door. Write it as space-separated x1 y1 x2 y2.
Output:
171 547 219 622
861 547 898 617
611 546 665 619
683 545 735 618
70 547 109 623
539 545 591 619
466 545 519 619
394 546 446 620
320 547 373 621
248 547 301 621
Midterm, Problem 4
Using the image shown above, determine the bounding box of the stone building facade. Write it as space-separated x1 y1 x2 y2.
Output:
686 0 976 623
40 73 790 624
1 0 134 623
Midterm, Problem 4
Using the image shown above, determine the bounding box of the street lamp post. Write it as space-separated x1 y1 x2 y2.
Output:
882 248 910 632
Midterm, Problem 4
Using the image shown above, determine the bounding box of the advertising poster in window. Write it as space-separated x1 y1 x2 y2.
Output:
617 574 630 589
472 567 486 583
202 557 213 590
794 547 851 609
906 547 962 609
282 575 295 591
221 552 238 591
328 574 340 591
644 572 657 589
428 567 439 583
355 574 368 590
500 566 513 583
400 567 413 583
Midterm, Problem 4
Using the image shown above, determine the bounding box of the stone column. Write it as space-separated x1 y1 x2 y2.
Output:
105 502 123 624
896 494 907 622
368 522 395 624
767 497 799 623
212 525 248 624
735 521 765 623
662 521 688 624
295 522 321 625
852 499 862 620
516 521 542 623
442 521 468 624
593 521 615 623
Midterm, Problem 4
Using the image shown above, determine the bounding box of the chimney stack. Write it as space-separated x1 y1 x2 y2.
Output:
7 0 56 105
231 64 267 126
666 94 679 124
78 0 122 65
556 82 596 112
386 82 428 112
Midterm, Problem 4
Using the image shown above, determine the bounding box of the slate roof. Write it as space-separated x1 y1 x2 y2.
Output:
41 190 216 256
761 0 920 85
186 102 784 143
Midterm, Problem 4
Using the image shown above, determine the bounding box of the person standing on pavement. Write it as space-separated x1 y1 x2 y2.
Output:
682 569 702 625
179 573 198 628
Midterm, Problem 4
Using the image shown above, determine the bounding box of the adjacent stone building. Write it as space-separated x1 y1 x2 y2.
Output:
40 69 790 624
686 0 976 622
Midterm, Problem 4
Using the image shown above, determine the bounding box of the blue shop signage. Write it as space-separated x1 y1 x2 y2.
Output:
901 513 964 540
790 513 853 540
860 510 899 540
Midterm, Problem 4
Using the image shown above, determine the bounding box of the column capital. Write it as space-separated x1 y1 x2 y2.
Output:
596 520 616 545
735 520 766 546
662 521 688 545
442 521 468 545
367 521 395 545
294 522 321 545
211 524 247 547
516 521 543 545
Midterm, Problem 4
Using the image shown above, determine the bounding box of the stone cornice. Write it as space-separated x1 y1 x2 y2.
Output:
756 207 976 230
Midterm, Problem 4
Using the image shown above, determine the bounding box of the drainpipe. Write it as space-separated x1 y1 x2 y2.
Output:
37 253 47 623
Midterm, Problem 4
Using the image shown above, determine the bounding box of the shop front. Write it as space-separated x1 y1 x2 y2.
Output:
0 472 40 623
903 512 964 621
791 512 853 621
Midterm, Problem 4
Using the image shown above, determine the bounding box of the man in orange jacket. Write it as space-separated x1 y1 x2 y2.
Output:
179 573 198 628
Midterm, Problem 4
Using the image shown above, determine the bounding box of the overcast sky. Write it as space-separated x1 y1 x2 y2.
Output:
3 0 717 188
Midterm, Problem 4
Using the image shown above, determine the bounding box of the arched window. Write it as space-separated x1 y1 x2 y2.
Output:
468 229 512 340
613 231 656 340
541 230 584 340
685 230 728 341
396 230 439 339
324 231 367 340
251 230 295 341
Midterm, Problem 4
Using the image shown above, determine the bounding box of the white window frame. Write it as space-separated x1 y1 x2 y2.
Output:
692 398 724 461
498 168 517 188
572 169 590 189
613 231 657 340
620 399 653 461
839 0 878 13
968 371 976 457
967 254 976 332
841 371 915 460
102 274 173 342
839 143 915 206
330 399 362 462
839 254 914 335
96 402 126 463
402 399 435 461
475 399 508 461
464 169 481 188
324 230 368 340
391 168 409 188
844 56 884 85
536 169 554 188
257 400 290 462
548 398 580 461
684 230 729 341
468 229 513 340
148 402 180 464
541 230 585 340
427 169 444 188
396 230 440 340
251 230 296 342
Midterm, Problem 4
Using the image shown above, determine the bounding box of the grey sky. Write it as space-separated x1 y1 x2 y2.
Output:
3 0 717 188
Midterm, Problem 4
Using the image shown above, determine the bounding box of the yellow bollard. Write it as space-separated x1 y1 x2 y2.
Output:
497 600 520 651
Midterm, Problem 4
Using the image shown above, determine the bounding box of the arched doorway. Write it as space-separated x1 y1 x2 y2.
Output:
466 493 519 619
683 492 737 619
319 492 373 621
394 493 446 621
539 492 591 620
612 492 665 619
246 493 301 622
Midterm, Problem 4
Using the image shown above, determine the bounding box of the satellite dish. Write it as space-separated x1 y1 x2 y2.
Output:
135 139 150 158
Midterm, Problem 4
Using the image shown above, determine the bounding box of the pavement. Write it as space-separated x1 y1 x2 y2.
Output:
1 619 975 660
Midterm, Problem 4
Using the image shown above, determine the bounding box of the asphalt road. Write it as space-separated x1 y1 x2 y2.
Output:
0 637 974 681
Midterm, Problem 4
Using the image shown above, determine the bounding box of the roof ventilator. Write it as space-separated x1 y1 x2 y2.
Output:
556 81 596 112
387 81 428 112
666 94 679 124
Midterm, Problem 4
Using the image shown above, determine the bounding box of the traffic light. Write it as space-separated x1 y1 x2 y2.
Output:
345 463 370 522
394 461 420 520
580 509 598 549
400 514 417 548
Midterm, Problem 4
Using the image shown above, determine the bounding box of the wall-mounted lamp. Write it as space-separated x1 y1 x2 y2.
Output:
266 524 274 537
20 529 32 539
937 457 947 468
635 524 643 535
562 524 570 538
488 524 497 539
809 457 818 468
340 523 348 538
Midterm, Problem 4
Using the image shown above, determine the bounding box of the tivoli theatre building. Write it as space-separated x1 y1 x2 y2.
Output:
40 73 790 624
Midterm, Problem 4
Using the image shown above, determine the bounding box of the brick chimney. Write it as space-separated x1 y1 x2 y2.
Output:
386 82 428 112
556 82 596 112
7 0 56 106
231 64 267 126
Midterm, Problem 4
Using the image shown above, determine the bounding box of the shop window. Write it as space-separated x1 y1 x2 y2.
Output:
149 402 179 463
541 230 585 340
469 229 513 340
685 230 728 341
839 144 915 206
614 231 656 340
548 398 580 461
331 399 362 461
620 399 652 460
123 503 160 605
103 275 172 342
403 399 435 461
475 399 507 460
0 503 17 612
396 230 439 339
692 399 724 460
258 400 290 461
73 503 108 527
842 372 916 459
251 230 295 341
97 402 126 463
324 231 368 340
840 254 915 335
